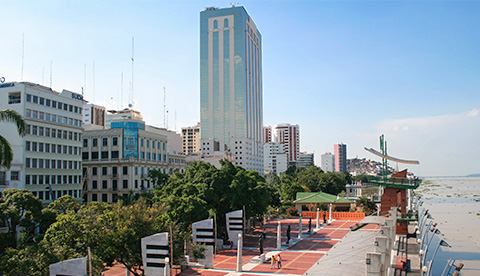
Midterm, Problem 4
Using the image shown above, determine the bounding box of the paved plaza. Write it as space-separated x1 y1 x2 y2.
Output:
102 218 380 275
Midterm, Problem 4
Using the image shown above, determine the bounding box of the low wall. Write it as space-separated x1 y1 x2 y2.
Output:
302 211 366 221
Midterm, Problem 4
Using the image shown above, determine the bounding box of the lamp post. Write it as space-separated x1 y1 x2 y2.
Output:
426 239 450 276
164 257 169 276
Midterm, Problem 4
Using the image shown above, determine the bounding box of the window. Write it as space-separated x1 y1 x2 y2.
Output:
57 102 62 110
92 194 98 201
111 151 119 159
92 138 98 147
45 144 50 153
83 139 88 147
112 180 117 191
33 95 38 103
51 100 56 108
91 152 99 159
122 166 128 175
112 167 118 176
45 99 51 106
101 151 108 159
112 137 118 146
26 141 31 151
45 128 50 137
10 171 19 181
32 126 38 135
8 92 21 104
146 140 150 148
123 180 128 189
39 127 44 136
63 103 68 111
92 167 97 175
69 105 73 112
140 138 144 147
82 152 89 160
102 138 108 146
102 167 107 175
102 180 108 189
27 94 31 102
102 194 107 202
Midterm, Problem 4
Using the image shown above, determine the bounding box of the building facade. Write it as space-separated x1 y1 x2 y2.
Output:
297 152 314 168
275 123 300 165
0 82 84 201
181 123 201 155
263 142 288 175
263 126 272 143
321 152 335 172
334 143 347 173
200 6 263 173
82 109 186 203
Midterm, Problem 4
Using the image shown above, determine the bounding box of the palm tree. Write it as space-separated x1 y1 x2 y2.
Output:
0 109 27 169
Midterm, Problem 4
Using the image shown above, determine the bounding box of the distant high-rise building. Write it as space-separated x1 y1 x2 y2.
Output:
181 123 201 155
275 123 300 164
263 142 288 175
200 6 263 173
334 143 347 173
297 152 314 168
321 152 335 172
263 126 272 143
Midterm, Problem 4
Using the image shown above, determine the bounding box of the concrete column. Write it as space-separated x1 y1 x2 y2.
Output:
277 221 281 250
380 226 392 269
374 236 387 276
316 208 320 230
366 252 382 276
329 203 333 222
236 233 242 272
384 219 395 250
298 214 303 239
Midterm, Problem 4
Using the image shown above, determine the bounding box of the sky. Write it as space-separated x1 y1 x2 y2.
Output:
1 0 479 177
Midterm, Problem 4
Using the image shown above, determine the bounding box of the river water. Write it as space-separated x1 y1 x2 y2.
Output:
416 177 480 275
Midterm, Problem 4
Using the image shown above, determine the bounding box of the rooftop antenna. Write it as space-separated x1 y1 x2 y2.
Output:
21 33 24 81
83 63 87 97
120 71 124 109
166 110 169 130
163 87 167 128
92 61 95 102
50 60 53 88
130 36 134 108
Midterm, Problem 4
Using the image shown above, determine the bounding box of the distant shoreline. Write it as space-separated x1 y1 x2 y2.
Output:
419 175 480 179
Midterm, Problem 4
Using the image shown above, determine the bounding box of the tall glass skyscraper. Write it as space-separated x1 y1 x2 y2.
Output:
200 6 263 173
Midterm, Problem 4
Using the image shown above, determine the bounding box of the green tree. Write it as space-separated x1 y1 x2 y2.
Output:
0 109 27 168
356 197 377 215
0 189 42 248
148 169 170 188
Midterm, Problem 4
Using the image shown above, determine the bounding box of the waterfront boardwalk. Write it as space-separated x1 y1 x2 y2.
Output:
102 218 380 276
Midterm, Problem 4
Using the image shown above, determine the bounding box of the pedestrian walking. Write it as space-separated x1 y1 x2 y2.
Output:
270 255 276 269
323 211 327 224
309 217 312 233
286 225 291 244
262 228 267 240
277 254 282 269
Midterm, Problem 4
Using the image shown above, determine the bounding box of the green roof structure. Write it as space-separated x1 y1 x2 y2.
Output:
294 192 353 204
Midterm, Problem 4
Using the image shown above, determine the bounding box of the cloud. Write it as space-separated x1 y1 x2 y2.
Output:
370 108 480 176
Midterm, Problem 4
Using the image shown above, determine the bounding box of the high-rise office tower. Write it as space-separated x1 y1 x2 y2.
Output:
275 123 300 164
334 143 347 173
200 6 263 173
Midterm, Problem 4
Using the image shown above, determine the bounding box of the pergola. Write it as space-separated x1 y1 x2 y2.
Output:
294 191 354 212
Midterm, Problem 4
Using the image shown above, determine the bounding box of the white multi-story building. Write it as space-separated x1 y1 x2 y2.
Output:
275 123 300 165
82 103 106 129
263 142 288 175
0 82 84 201
181 123 201 155
82 109 186 203
200 6 264 173
321 152 335 172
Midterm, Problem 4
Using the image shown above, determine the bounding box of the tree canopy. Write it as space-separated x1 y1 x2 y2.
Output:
0 109 27 169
